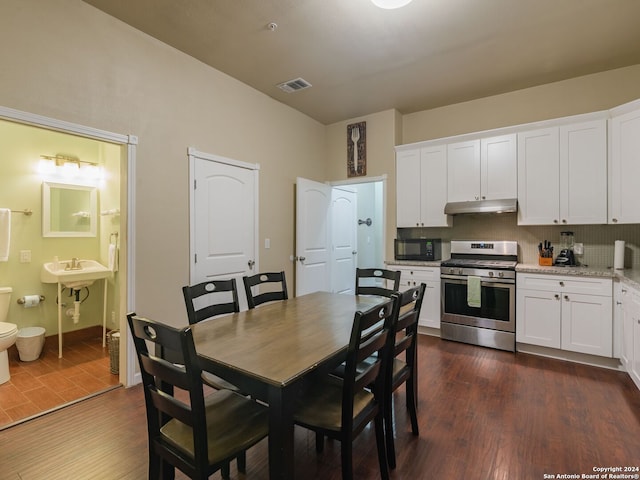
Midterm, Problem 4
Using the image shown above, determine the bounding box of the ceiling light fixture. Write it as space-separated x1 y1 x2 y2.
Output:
371 0 413 9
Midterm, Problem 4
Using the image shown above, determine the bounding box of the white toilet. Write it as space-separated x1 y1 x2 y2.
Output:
0 287 19 384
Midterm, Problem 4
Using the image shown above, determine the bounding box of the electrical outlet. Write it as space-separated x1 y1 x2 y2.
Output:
19 250 31 263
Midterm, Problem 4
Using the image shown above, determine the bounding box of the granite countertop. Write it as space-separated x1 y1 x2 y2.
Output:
515 263 615 277
385 259 640 290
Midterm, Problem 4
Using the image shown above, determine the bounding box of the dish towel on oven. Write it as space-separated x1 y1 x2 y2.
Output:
0 209 10 262
467 275 481 308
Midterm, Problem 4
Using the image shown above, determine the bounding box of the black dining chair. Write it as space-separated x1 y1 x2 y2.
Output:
382 283 425 468
182 279 242 393
355 268 401 297
292 299 397 480
127 313 269 480
242 271 288 309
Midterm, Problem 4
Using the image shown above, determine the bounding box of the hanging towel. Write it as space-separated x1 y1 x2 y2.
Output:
467 275 481 308
0 209 10 262
108 243 118 272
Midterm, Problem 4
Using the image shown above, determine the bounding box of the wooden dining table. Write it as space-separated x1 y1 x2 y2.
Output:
191 290 389 480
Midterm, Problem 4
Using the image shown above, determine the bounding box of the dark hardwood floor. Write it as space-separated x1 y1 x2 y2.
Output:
2 335 639 479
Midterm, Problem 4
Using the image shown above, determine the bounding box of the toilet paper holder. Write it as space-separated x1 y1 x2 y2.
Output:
17 295 45 304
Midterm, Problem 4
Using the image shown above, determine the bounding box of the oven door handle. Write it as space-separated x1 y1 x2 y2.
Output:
440 274 515 286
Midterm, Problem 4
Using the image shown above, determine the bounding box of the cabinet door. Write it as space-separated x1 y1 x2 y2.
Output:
559 120 607 224
561 293 612 357
421 146 451 227
609 106 640 224
517 128 560 225
396 149 422 227
622 291 639 371
516 288 561 348
613 282 626 359
397 267 440 329
481 134 517 200
632 302 640 389
447 140 480 202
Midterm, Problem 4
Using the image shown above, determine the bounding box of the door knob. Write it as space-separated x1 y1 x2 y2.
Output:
299 256 306 263
352 250 357 255
248 259 255 269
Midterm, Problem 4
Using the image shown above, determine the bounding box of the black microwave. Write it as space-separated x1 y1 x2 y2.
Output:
394 238 442 261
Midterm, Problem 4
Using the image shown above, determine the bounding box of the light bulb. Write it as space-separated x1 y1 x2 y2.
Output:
371 0 413 9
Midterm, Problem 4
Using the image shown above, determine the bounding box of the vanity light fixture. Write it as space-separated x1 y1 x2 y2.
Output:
38 154 103 183
371 0 413 9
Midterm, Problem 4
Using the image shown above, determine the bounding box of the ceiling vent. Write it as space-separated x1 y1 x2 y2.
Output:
277 77 312 93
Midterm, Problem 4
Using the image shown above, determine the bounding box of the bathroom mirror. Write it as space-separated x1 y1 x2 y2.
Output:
42 182 98 237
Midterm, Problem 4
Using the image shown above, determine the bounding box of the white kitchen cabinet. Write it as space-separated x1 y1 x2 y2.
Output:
632 297 640 389
517 119 607 225
516 288 561 348
447 134 516 203
396 146 451 228
613 281 625 360
516 273 612 357
395 266 441 329
609 99 640 224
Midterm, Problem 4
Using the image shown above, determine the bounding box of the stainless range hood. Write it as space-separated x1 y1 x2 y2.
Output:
444 198 518 215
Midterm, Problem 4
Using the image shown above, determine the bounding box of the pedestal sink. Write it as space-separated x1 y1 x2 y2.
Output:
41 259 111 289
41 259 112 358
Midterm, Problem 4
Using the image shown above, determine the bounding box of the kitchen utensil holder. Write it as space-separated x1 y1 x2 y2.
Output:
538 255 553 266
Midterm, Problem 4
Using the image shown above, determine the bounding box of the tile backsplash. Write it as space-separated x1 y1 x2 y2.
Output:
397 213 640 269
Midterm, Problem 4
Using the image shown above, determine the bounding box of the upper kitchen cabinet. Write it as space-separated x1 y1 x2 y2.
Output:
609 99 640 224
396 145 451 228
447 134 517 203
517 117 607 225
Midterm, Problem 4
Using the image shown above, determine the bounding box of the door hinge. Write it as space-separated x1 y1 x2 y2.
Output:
194 179 197 190
194 253 197 263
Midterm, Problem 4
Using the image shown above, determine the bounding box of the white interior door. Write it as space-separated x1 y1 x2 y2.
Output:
295 178 331 296
190 149 259 309
331 187 357 294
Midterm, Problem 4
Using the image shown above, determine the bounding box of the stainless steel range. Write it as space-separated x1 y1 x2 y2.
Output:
440 240 517 352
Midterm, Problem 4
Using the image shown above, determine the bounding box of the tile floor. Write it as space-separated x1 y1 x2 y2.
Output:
0 326 120 430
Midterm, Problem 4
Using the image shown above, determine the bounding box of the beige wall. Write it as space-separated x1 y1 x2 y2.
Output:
0 0 326 327
326 65 640 266
325 109 402 260
402 65 640 143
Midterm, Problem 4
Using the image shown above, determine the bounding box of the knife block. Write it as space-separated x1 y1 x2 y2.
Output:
538 255 553 266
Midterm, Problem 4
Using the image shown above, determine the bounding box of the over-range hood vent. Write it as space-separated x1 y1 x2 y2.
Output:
277 77 312 93
444 198 518 215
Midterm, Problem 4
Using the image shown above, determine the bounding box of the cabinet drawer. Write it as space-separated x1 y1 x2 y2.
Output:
517 273 611 296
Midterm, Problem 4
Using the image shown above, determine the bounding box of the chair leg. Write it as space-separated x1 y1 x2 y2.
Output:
384 394 397 470
221 462 230 479
341 435 354 480
315 431 324 453
375 413 390 480
161 459 175 480
237 451 247 472
406 376 419 436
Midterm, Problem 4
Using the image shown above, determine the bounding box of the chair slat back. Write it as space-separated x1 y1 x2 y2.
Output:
393 284 425 359
182 279 240 324
343 299 396 413
243 271 288 309
127 313 208 470
355 268 401 297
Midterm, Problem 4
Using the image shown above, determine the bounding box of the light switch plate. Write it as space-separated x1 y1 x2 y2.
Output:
19 250 32 263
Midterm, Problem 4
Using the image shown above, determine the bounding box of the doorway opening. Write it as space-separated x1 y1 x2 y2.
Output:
0 105 136 428
331 176 386 271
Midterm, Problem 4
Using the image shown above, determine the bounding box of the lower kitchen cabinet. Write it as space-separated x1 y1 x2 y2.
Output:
516 273 612 357
396 266 440 329
618 283 640 389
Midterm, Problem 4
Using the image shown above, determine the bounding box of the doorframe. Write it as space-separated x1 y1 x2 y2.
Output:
329 174 388 268
187 147 260 285
0 105 138 387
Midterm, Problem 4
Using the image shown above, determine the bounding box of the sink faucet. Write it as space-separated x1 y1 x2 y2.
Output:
71 257 80 269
